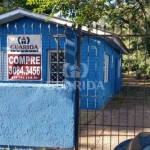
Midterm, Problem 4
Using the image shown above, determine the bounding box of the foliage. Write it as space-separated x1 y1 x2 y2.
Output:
27 0 111 27
26 0 150 28
1 0 150 29
0 0 36 13
122 50 150 79
25 0 150 80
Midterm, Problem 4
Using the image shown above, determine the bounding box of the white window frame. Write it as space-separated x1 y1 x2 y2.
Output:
47 50 65 84
104 54 109 83
118 58 121 78
0 51 7 81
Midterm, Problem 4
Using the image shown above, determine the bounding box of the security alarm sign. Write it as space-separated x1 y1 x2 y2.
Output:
8 54 41 80
7 35 42 81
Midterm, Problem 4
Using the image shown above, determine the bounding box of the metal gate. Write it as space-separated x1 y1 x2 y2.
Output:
0 18 150 150
77 24 150 150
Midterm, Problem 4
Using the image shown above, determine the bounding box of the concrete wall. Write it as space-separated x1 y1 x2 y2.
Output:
0 83 75 148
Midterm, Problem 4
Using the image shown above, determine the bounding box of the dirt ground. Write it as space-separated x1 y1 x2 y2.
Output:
79 72 150 150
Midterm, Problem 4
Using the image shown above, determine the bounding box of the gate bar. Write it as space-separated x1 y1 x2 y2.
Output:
75 24 82 150
82 34 150 38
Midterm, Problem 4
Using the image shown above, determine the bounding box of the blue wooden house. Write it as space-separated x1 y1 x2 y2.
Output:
0 8 128 148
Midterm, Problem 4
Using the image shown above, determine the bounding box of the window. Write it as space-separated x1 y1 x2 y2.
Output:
118 58 121 78
104 54 109 83
48 51 65 84
0 51 7 81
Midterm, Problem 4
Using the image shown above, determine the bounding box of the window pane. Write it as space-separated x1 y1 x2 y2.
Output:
58 63 64 72
49 51 65 84
51 53 57 62
51 63 57 72
59 52 65 62
58 73 65 81
50 73 57 82
104 55 109 83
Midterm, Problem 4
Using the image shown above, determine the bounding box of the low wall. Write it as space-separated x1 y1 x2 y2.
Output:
0 83 75 148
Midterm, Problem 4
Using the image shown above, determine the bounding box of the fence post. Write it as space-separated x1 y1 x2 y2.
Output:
75 24 82 150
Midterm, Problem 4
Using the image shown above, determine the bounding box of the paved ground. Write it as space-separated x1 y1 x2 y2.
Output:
79 73 150 150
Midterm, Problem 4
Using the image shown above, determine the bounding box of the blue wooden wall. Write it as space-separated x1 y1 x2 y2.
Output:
80 37 122 110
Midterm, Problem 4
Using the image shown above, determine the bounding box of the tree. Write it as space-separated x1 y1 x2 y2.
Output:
1 0 150 77
27 0 111 27
26 0 150 28
1 0 149 29
27 0 150 79
0 0 36 13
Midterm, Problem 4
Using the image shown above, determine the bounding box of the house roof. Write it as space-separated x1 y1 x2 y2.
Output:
0 7 128 54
